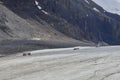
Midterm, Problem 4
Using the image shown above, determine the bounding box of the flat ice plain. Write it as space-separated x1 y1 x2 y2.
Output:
0 46 120 80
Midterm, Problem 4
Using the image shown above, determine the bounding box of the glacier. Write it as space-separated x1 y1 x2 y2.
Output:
0 46 120 80
92 0 120 15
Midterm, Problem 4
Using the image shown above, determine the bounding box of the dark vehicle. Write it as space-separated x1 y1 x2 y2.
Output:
73 48 79 50
28 53 31 56
23 53 27 56
23 52 31 56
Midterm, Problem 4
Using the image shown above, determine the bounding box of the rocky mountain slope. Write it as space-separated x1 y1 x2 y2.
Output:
0 1 72 41
0 0 120 45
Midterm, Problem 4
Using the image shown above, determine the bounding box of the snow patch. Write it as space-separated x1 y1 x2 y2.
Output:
32 38 41 40
37 6 42 10
93 7 100 13
84 0 89 4
92 0 120 15
34 0 49 15
35 0 39 5
41 10 49 15
86 14 89 17
35 0 42 10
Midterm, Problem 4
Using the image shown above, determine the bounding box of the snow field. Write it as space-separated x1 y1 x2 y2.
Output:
0 46 120 80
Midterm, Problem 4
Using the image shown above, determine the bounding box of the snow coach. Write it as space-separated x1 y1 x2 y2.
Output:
23 53 27 56
28 53 31 56
22 52 31 56
73 48 79 50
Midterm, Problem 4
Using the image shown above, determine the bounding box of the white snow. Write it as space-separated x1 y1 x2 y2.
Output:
92 0 120 15
93 7 100 13
86 14 89 17
34 0 49 15
37 5 42 10
35 0 39 6
41 10 49 15
35 0 42 10
84 0 89 4
0 46 120 80
31 38 41 40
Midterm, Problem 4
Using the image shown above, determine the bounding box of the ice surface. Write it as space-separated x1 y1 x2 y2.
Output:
0 46 120 80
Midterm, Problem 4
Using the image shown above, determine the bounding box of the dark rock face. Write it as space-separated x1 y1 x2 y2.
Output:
35 0 120 44
1 0 120 44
